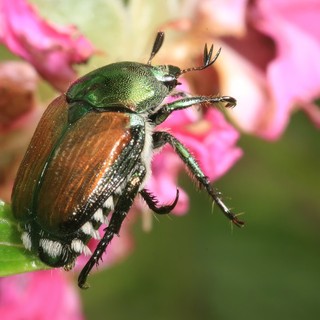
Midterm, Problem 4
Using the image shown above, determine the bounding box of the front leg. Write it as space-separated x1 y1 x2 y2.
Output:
78 163 146 289
150 95 236 125
152 131 244 227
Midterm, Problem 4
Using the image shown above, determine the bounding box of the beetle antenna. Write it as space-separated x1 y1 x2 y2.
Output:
179 44 221 75
147 31 165 65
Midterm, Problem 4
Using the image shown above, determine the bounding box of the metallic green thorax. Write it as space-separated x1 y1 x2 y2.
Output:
67 62 181 114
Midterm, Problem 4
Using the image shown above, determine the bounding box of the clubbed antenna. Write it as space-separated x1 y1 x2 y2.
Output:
147 31 165 65
179 44 221 75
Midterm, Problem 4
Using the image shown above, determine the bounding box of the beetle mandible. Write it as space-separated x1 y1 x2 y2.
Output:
11 32 244 289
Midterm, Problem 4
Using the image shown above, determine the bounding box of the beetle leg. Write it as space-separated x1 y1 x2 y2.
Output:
150 95 236 125
140 188 179 214
152 131 244 227
78 164 146 289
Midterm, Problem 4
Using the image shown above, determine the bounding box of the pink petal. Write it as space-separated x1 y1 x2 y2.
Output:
0 61 39 133
201 109 243 179
0 61 42 202
217 26 282 139
0 0 94 91
253 0 320 134
301 101 320 128
0 270 83 320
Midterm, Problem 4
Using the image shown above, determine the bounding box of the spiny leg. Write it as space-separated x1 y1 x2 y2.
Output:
152 131 244 227
78 164 146 289
140 188 179 214
150 95 236 125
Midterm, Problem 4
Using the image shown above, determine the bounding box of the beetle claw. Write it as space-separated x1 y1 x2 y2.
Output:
140 188 179 214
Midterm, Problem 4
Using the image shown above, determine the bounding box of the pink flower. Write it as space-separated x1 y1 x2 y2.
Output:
0 61 42 202
190 0 320 139
0 61 38 133
0 0 94 91
253 0 320 132
0 270 83 320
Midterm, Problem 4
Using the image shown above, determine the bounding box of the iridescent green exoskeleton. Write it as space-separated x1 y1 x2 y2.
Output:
11 32 243 289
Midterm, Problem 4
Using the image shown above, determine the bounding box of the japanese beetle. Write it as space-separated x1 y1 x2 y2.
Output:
11 32 243 289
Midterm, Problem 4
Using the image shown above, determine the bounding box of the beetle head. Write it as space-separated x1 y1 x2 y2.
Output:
148 32 221 93
150 65 181 92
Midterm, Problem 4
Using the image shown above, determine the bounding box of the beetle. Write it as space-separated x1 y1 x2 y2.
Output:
11 32 244 289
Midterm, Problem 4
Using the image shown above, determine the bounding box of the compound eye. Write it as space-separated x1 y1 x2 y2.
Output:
162 74 176 82
163 79 178 91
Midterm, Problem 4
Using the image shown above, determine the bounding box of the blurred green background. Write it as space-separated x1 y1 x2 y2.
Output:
80 111 320 320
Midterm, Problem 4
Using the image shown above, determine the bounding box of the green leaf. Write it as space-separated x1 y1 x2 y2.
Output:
0 200 50 276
